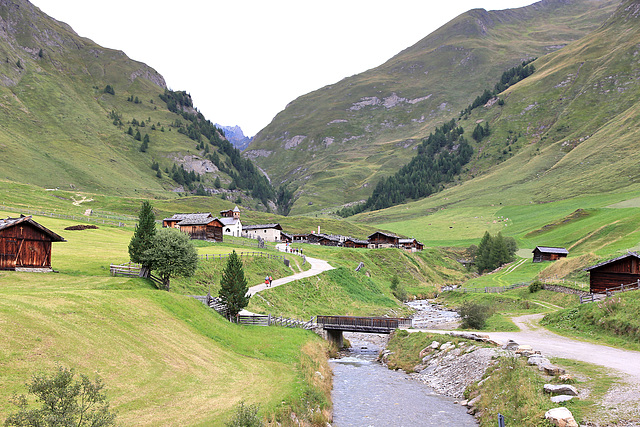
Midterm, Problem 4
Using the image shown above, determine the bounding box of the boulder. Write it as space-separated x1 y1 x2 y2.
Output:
440 341 456 351
502 339 519 350
528 355 551 367
430 340 440 349
419 346 434 358
544 407 578 427
551 395 575 403
543 365 567 376
544 384 578 396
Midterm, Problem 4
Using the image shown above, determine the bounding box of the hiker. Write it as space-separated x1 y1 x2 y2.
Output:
269 275 273 286
265 275 270 286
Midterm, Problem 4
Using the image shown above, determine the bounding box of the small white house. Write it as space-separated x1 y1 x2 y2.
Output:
242 223 283 242
219 206 242 237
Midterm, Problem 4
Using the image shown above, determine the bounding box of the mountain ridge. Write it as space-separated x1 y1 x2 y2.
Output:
245 0 619 215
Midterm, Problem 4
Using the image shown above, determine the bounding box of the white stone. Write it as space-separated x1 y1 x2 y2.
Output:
545 407 578 427
551 395 575 403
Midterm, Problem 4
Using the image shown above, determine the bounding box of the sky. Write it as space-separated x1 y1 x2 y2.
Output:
31 1 537 137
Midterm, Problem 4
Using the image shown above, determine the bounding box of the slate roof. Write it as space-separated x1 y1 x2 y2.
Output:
367 231 401 239
243 223 283 231
164 213 212 222
584 252 640 271
219 217 239 226
169 213 218 226
0 215 65 242
533 246 569 255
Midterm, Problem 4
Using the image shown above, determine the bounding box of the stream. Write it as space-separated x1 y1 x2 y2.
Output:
330 301 476 426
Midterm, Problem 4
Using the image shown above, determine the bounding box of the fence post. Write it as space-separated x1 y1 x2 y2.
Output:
498 413 506 427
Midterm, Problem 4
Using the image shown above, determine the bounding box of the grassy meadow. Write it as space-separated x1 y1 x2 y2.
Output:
0 213 333 426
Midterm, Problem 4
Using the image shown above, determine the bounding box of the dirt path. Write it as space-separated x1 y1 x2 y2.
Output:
484 314 640 382
246 246 334 296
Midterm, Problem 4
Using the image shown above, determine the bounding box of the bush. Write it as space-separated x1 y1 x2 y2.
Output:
528 280 544 293
225 401 263 427
457 301 492 329
4 366 116 426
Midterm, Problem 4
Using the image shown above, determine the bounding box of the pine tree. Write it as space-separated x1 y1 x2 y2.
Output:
128 201 156 264
218 250 250 319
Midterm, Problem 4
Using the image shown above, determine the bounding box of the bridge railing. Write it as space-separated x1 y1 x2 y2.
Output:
316 315 412 331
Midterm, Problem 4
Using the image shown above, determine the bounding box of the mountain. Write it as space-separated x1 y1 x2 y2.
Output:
216 124 253 151
0 0 272 206
352 0 640 241
244 0 619 215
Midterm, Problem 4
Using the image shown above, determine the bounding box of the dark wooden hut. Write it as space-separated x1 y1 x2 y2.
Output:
0 215 65 271
368 231 400 248
532 246 569 263
343 237 369 249
174 214 223 242
585 252 640 293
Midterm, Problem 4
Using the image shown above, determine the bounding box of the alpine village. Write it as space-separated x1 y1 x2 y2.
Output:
1 0 640 426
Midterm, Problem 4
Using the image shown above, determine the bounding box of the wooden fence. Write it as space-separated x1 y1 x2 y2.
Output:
446 282 530 294
110 262 141 277
0 204 133 227
198 252 285 261
237 314 315 329
580 280 640 304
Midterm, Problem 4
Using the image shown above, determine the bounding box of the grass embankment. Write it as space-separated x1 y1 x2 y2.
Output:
541 291 640 351
437 287 579 332
0 214 332 426
247 244 472 319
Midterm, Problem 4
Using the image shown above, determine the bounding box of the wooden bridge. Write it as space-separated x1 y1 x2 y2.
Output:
316 315 412 346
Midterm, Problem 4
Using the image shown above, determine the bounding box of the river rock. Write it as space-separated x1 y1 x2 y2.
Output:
545 407 578 427
551 395 575 403
528 354 551 367
543 365 566 376
440 341 455 351
502 339 519 350
419 346 434 358
544 384 578 396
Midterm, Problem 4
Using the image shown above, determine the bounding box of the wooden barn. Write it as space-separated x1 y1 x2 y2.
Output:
368 231 400 248
163 213 197 229
585 252 640 294
170 213 223 242
0 215 65 271
532 246 569 263
343 238 369 249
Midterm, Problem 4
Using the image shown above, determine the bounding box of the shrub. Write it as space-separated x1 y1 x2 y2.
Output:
225 401 263 427
4 366 117 427
528 280 544 293
457 301 492 329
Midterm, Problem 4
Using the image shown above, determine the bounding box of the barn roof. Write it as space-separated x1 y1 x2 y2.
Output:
0 216 65 242
163 213 213 222
243 223 282 231
368 231 401 239
175 213 220 226
345 237 369 244
584 252 640 271
533 246 569 255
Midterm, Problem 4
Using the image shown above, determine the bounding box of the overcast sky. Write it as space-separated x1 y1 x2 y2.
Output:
32 0 537 136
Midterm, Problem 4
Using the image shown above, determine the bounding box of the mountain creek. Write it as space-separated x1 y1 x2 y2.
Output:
330 301 477 426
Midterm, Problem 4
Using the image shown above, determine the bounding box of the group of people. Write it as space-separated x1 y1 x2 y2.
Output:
264 275 273 287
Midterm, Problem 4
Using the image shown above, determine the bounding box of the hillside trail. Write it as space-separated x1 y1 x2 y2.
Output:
245 244 334 297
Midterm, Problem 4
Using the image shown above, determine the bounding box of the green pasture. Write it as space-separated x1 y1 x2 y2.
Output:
0 213 331 425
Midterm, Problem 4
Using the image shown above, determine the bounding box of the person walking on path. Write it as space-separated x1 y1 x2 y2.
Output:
265 275 270 287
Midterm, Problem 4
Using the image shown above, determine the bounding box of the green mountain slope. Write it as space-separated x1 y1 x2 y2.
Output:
356 0 640 254
0 0 271 207
245 0 619 214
